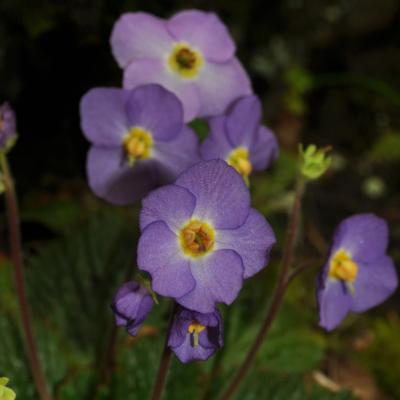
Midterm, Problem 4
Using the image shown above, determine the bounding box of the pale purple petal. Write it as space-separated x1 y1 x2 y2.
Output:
113 281 142 327
195 58 252 118
140 184 196 232
137 221 196 298
153 126 201 181
167 10 235 62
249 126 279 171
111 12 173 67
175 160 250 229
197 312 223 349
200 116 233 161
226 95 261 148
168 314 190 348
0 102 17 149
126 296 155 336
216 209 276 278
317 278 352 331
80 88 129 146
331 214 388 263
112 281 154 336
351 256 398 312
177 249 244 313
172 333 215 363
87 146 158 205
123 59 201 122
125 84 183 141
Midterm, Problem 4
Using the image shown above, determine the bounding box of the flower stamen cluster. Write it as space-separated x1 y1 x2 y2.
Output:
227 147 252 179
180 219 215 257
187 320 206 347
168 43 204 79
329 249 358 283
123 127 153 164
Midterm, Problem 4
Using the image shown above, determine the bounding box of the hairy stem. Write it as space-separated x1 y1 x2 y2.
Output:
1 155 53 400
220 175 305 400
150 304 177 400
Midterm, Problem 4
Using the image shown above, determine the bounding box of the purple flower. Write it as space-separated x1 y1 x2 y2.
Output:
317 213 398 331
168 306 223 363
111 10 252 122
201 95 278 183
137 159 276 313
80 84 200 205
112 280 154 336
0 102 17 150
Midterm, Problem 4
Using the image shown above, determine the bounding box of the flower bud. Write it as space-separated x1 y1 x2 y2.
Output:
112 281 154 336
0 103 17 153
299 143 332 180
168 306 223 363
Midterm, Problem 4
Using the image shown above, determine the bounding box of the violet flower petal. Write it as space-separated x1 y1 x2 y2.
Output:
80 88 129 146
140 184 196 232
317 279 352 331
175 159 250 229
249 126 279 171
217 209 276 278
125 84 183 141
177 249 244 313
123 59 201 122
226 95 261 148
112 281 154 337
195 58 252 118
351 256 398 312
200 116 232 161
111 12 173 67
153 125 201 182
168 307 223 363
331 213 388 263
137 221 196 298
167 10 235 62
87 146 158 205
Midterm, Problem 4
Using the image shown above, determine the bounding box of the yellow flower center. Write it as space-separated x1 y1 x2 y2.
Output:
227 147 253 180
123 127 153 165
168 43 204 79
179 219 215 257
187 320 206 347
329 249 358 282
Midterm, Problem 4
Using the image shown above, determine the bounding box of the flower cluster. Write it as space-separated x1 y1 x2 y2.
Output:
111 10 251 122
79 8 398 365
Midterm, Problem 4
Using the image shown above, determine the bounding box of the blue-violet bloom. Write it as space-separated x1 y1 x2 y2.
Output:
138 159 276 313
201 95 278 183
168 306 223 363
112 280 154 336
111 9 252 122
80 84 200 205
0 102 17 151
317 213 398 331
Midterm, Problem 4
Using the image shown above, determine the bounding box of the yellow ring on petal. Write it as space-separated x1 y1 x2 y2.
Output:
227 147 252 179
123 127 153 165
179 219 215 258
168 42 204 79
329 249 358 283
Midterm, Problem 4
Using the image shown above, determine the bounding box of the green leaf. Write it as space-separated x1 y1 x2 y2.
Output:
188 119 209 142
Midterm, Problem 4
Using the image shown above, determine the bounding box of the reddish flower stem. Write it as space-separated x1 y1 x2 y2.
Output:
150 303 177 400
220 175 305 400
1 155 53 400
